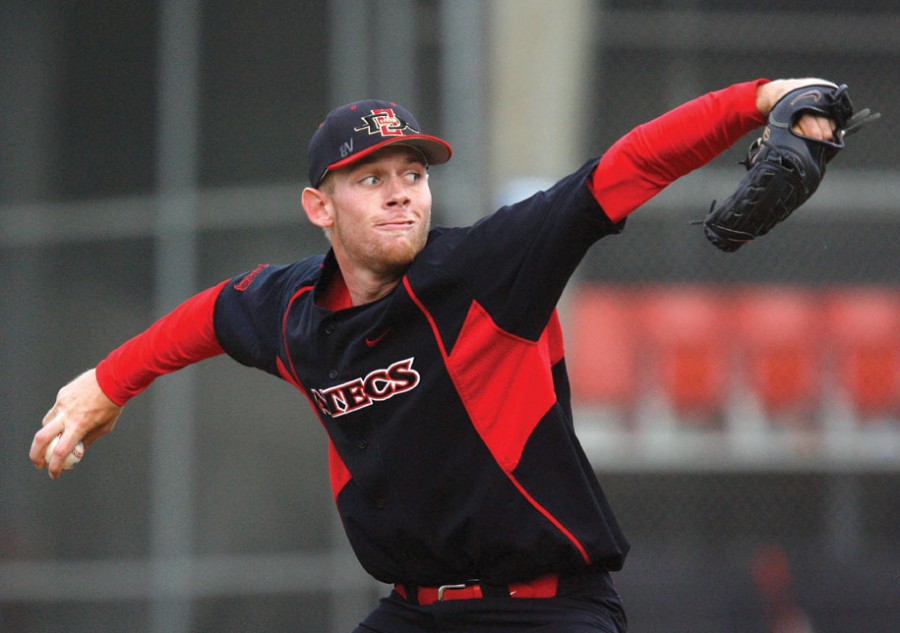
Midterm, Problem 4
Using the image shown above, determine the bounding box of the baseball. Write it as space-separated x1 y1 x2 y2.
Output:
45 435 85 471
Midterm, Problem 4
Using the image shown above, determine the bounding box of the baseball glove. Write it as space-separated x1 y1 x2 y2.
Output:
701 83 880 252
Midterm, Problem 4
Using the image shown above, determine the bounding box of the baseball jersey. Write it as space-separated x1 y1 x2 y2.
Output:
95 79 768 587
214 158 626 586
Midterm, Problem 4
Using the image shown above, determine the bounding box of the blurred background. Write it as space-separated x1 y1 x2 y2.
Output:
1 1 897 632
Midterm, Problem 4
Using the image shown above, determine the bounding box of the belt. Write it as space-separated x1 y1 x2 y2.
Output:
394 573 560 606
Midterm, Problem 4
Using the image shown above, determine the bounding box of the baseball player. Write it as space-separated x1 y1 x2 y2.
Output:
31 77 861 632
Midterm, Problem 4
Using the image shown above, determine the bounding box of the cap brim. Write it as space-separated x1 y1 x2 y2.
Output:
326 134 452 173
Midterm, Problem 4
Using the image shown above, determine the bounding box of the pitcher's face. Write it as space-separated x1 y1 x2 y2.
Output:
321 146 432 277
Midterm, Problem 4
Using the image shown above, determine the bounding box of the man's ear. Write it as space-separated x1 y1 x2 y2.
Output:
301 186 334 229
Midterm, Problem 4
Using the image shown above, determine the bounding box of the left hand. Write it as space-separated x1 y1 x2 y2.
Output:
793 113 837 141
757 78 838 141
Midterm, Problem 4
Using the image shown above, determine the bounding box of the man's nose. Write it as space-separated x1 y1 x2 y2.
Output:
385 176 411 205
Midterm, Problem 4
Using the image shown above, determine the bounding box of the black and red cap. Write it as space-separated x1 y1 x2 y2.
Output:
307 99 452 188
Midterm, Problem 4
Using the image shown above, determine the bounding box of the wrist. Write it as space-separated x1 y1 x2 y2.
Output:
755 80 778 117
94 359 131 407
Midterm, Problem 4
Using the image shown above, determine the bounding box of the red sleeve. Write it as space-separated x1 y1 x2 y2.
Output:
95 280 229 406
590 78 769 223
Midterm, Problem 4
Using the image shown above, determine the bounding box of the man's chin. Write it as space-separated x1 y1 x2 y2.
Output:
373 243 421 275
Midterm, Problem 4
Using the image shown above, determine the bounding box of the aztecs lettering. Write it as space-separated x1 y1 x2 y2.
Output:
355 108 417 138
312 357 421 418
233 263 270 292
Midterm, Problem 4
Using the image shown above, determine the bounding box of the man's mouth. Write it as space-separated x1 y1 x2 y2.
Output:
376 218 416 231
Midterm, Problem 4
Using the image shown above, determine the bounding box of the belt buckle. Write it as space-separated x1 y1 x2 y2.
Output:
437 582 469 601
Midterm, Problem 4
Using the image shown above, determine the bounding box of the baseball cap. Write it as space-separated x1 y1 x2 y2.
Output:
307 99 452 188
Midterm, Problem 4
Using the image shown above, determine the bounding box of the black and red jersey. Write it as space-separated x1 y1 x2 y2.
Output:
95 79 768 587
214 159 627 585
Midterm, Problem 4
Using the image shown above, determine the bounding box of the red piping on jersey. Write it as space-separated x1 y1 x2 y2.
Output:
276 356 302 390
277 285 354 500
402 277 592 564
280 285 314 387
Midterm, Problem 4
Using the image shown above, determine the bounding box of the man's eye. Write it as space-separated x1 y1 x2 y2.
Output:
360 175 378 185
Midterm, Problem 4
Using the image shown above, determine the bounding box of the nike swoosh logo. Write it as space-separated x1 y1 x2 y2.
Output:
365 328 392 347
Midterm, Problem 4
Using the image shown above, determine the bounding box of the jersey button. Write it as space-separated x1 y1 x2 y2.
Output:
328 369 338 379
375 498 386 509
357 440 368 450
324 323 335 334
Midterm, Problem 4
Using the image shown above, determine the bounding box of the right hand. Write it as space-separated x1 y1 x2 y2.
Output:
30 368 123 479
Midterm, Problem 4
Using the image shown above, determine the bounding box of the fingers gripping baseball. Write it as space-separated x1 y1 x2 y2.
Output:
31 368 123 478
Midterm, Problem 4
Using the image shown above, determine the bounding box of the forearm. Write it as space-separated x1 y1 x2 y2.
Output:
95 280 228 405
591 78 769 222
